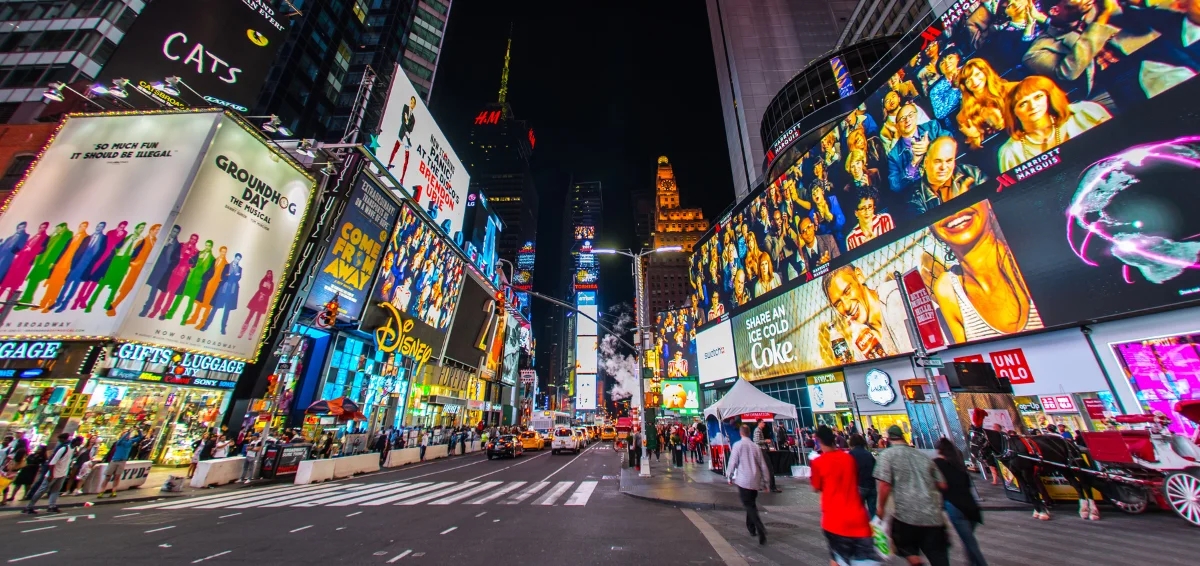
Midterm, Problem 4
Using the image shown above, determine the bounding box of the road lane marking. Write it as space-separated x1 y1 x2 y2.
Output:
7 551 57 562
20 526 56 533
542 444 598 481
218 513 241 519
364 482 452 506
532 481 574 505
112 513 140 518
429 481 501 505
223 484 350 508
144 526 176 533
191 550 231 564
505 481 548 504
126 484 301 509
564 481 598 506
440 526 457 535
386 550 412 563
290 525 312 533
466 481 524 504
467 451 550 481
346 511 362 517
396 482 479 506
160 485 333 510
294 483 404 507
475 512 487 517
331 482 430 506
681 509 749 566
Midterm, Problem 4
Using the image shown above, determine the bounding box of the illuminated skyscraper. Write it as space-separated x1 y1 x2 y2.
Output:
640 157 709 329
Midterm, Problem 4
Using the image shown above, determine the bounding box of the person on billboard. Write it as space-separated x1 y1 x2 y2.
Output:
104 224 159 317
927 200 1043 342
170 240 216 323
820 264 913 362
240 270 274 339
968 0 1048 70
707 290 725 319
16 222 69 310
667 351 689 379
200 253 243 335
51 221 106 313
732 268 752 306
955 58 1016 150
75 220 128 310
1025 0 1199 111
997 75 1112 171
798 216 841 270
846 125 888 177
887 102 953 216
84 222 142 314
187 245 228 327
0 222 47 302
842 149 884 220
0 221 30 284
139 225 181 318
153 233 199 321
845 196 896 251
1137 0 1200 63
752 252 782 298
915 137 988 214
387 96 418 185
808 183 847 250
886 69 922 104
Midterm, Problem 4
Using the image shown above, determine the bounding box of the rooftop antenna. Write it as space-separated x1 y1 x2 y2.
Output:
498 23 513 117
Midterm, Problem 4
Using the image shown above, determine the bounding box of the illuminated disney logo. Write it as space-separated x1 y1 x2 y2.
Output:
374 302 434 370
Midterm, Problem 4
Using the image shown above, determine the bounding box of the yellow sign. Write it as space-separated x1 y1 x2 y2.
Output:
62 392 90 418
374 302 434 370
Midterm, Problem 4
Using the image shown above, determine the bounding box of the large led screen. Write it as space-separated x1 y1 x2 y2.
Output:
501 313 521 386
369 203 465 332
578 304 599 335
696 320 738 385
654 308 697 378
661 379 700 415
692 0 1200 327
576 374 597 411
575 335 598 374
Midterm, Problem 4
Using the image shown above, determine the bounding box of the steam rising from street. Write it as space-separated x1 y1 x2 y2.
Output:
599 304 638 400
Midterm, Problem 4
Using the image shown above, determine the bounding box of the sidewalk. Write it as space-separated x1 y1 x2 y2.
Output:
619 456 1028 511
0 466 278 513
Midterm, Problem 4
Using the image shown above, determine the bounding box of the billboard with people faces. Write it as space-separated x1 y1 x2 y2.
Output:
692 0 1200 328
654 307 698 378
368 202 466 333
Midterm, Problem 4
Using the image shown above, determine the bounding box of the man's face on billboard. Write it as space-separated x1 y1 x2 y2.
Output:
826 268 871 325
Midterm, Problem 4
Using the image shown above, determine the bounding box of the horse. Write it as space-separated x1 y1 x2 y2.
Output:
967 426 999 484
996 432 1102 521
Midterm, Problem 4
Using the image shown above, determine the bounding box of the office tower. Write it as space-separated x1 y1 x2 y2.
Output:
837 0 936 48
400 0 452 101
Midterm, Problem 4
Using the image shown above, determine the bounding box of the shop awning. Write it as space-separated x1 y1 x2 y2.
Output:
703 378 798 422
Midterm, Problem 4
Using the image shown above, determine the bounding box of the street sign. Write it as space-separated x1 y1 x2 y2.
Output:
914 356 944 368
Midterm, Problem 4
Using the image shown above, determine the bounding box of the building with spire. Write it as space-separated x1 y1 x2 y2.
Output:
639 156 710 329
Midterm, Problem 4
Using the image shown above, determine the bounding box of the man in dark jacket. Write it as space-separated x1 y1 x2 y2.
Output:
848 434 878 517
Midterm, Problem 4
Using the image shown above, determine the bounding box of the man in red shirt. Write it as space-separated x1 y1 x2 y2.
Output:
811 425 881 565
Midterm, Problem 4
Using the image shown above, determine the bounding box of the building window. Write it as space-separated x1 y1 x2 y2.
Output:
0 155 36 193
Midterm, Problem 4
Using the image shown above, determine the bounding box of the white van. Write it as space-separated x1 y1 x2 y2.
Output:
551 427 579 454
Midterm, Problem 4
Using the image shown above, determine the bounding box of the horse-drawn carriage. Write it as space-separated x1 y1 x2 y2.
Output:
970 401 1200 526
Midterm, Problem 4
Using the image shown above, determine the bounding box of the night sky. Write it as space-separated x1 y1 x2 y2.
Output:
430 1 734 330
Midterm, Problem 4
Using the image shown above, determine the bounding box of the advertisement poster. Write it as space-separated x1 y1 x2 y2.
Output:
696 320 738 385
575 335 598 374
576 374 597 411
1112 334 1200 437
117 116 315 361
98 0 288 110
732 199 1042 381
368 202 465 333
654 307 697 378
808 373 849 413
692 0 1200 327
372 69 470 243
501 313 521 386
0 112 222 340
304 174 400 322
660 379 699 415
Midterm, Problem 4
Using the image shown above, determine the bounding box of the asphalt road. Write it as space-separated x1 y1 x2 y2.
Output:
0 441 722 565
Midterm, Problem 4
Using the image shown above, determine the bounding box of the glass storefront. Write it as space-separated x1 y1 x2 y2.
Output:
860 413 912 441
0 379 77 445
317 333 405 434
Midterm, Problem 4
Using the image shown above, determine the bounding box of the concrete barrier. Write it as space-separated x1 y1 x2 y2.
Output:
295 459 336 484
332 453 380 478
82 460 152 494
189 457 246 488
425 444 449 460
383 447 421 468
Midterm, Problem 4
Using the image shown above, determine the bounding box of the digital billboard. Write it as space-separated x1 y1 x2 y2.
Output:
661 379 700 415
368 203 465 332
696 319 738 386
372 69 470 243
654 308 697 378
97 0 288 111
576 374 597 411
578 304 599 336
118 115 315 360
442 276 492 367
513 241 535 292
0 112 221 341
575 335 598 374
691 0 1200 327
575 226 594 240
501 313 521 386
304 173 400 322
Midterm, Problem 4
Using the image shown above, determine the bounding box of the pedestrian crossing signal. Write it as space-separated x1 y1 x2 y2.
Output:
902 383 925 402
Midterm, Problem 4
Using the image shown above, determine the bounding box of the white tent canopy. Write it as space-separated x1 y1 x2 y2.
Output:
703 378 798 421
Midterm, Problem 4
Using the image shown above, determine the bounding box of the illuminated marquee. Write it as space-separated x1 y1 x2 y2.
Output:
115 342 247 375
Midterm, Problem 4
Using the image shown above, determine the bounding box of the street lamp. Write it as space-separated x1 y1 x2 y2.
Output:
591 245 683 477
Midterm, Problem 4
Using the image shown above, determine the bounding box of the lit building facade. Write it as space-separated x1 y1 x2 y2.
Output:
640 156 709 336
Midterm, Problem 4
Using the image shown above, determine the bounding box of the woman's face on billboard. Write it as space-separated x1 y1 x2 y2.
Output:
932 201 992 249
1015 90 1049 129
964 65 987 96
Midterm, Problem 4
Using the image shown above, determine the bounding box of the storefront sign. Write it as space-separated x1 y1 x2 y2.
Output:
0 368 47 379
955 355 985 364
104 366 237 389
519 369 536 384
467 400 485 411
901 269 947 352
114 343 247 375
739 412 775 421
806 372 843 386
865 369 896 406
0 341 63 360
1039 395 1077 413
989 348 1035 385
1082 398 1107 420
373 302 436 371
1017 401 1043 413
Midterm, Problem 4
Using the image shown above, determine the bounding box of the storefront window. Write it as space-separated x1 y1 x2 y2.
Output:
319 334 402 433
1111 332 1200 436
0 379 74 445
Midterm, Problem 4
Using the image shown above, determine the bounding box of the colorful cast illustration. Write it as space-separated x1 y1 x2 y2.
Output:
654 308 698 378
692 0 1200 325
375 205 465 330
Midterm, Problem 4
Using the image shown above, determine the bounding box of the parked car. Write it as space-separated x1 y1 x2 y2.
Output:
487 434 524 459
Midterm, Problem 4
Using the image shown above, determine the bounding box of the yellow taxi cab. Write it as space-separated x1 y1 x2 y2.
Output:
518 430 544 451
600 426 617 441
586 425 599 440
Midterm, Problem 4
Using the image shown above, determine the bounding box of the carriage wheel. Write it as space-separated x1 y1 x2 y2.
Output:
1164 471 1200 527
1100 467 1148 514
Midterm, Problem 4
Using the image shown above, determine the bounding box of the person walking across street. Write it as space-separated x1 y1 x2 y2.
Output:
98 427 142 498
935 438 987 566
23 434 76 514
849 433 878 517
812 426 881 565
726 425 770 545
875 426 950 566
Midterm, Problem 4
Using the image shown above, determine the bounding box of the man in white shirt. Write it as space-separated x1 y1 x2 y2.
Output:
24 434 77 514
822 265 914 359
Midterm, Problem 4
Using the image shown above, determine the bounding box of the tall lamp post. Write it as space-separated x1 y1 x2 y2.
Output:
593 245 682 477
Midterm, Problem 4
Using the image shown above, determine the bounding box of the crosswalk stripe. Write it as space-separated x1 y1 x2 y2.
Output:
396 482 479 505
126 484 302 510
505 481 548 504
295 483 407 507
214 485 350 509
329 482 430 507
532 481 574 506
264 485 376 507
364 482 454 506
564 481 598 506
465 481 524 504
429 481 502 505
160 485 335 510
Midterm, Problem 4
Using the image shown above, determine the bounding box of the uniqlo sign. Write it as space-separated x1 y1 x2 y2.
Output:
1040 395 1076 413
989 348 1035 384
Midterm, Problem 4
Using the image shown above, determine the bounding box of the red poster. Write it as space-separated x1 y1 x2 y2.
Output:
1082 398 1107 420
901 269 947 352
954 354 985 364
989 348 1035 385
